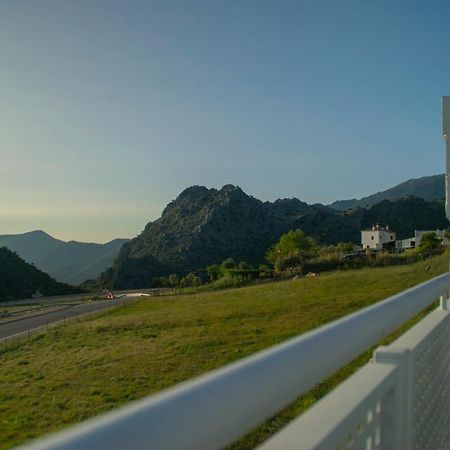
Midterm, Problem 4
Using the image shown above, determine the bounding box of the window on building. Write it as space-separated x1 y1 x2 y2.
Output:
371 236 374 240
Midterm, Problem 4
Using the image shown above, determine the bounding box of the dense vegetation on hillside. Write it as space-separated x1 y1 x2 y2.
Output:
0 247 82 302
358 197 448 239
329 174 444 210
103 184 449 289
1 252 446 449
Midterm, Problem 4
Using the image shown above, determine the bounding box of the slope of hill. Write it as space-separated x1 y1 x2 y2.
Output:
0 231 128 285
329 174 444 210
1 252 447 449
104 184 449 289
0 247 82 302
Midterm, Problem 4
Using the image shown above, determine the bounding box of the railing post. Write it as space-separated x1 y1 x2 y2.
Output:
442 96 450 272
439 292 449 310
373 347 412 450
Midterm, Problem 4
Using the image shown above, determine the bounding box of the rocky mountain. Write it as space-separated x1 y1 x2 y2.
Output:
103 185 307 289
0 247 82 302
103 184 449 289
0 231 128 285
329 174 445 211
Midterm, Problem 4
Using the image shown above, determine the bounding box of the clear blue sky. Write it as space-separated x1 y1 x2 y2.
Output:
1 0 449 242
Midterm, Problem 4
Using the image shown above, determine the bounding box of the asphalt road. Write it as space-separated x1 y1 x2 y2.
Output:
0 297 131 341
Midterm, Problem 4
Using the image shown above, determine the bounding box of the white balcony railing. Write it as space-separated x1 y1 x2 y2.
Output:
259 293 450 450
16 271 450 450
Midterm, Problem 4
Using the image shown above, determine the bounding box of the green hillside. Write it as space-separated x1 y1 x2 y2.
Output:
0 252 447 449
0 247 82 302
0 231 128 285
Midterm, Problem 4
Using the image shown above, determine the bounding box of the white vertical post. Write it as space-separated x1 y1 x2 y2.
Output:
442 96 450 273
443 96 450 219
439 293 449 310
374 347 411 450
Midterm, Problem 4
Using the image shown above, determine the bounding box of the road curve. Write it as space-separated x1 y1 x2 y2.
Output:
0 297 135 341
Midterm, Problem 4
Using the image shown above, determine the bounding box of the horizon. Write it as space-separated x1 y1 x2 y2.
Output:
0 172 443 243
2 1 450 242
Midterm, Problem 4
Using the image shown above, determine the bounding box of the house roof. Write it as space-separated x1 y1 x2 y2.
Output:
361 228 396 233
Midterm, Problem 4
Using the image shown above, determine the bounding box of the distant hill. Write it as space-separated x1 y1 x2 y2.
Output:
103 184 449 289
0 231 128 285
357 197 448 239
329 174 445 211
0 247 82 302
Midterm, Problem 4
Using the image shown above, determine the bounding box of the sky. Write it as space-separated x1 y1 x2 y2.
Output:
1 0 450 242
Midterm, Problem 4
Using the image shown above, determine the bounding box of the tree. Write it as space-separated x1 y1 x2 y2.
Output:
238 261 252 270
180 272 202 287
206 264 223 281
168 274 179 286
221 258 236 270
192 275 202 287
151 276 169 287
418 232 441 254
266 229 316 273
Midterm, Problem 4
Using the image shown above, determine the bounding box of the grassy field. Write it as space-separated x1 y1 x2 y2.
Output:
0 252 447 449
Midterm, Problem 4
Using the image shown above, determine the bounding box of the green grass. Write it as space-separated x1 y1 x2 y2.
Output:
0 252 448 449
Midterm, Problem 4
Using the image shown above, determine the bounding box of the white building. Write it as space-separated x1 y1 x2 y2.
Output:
415 229 446 246
396 237 416 251
396 229 447 250
361 224 396 251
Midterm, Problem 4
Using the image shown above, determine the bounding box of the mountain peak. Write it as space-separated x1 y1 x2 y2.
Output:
178 185 211 198
220 184 241 192
29 230 52 237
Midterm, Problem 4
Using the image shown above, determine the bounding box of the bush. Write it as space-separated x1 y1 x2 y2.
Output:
258 264 273 278
303 250 426 274
221 258 237 270
238 261 253 270
151 276 169 287
180 273 202 288
212 272 245 289
266 229 317 274
418 232 442 255
206 264 223 281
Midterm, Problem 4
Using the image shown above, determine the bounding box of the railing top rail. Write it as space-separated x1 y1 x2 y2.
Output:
18 271 450 450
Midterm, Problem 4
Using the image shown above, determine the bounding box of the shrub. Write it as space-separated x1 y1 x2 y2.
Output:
212 272 245 289
206 264 223 281
266 229 317 274
221 258 237 270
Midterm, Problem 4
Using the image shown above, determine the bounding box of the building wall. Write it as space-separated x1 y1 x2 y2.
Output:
396 238 415 250
380 230 395 243
362 229 396 250
361 230 382 250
